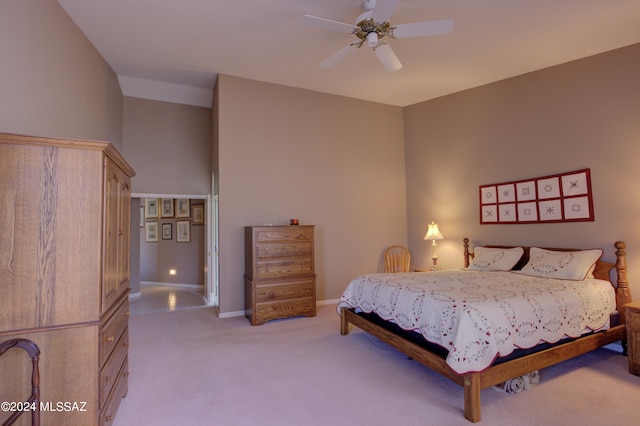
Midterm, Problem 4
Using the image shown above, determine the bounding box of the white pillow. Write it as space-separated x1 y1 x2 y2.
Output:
515 247 602 280
467 246 524 271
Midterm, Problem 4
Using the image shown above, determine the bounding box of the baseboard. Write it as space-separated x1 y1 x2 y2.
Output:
140 281 203 289
318 298 339 306
219 310 246 319
218 298 340 318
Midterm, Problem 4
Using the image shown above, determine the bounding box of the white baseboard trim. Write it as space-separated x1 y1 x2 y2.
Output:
318 298 340 306
129 292 141 299
140 281 202 289
219 310 245 319
217 298 340 318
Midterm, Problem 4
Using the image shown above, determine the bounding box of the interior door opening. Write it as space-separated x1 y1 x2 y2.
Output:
130 194 215 314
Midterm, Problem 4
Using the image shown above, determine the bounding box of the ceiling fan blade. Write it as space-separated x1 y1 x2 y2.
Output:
371 0 399 23
302 15 356 33
392 19 455 38
374 43 402 72
318 43 358 69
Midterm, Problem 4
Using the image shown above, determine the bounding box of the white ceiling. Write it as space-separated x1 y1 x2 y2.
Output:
57 0 640 107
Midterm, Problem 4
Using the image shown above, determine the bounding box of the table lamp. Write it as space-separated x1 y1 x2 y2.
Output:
424 222 444 270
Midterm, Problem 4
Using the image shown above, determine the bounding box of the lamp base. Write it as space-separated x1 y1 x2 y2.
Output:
431 257 439 271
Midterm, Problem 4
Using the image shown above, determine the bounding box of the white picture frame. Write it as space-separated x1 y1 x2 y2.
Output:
176 220 191 242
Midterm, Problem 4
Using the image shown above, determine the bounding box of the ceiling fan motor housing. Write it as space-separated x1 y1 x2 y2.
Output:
354 16 392 45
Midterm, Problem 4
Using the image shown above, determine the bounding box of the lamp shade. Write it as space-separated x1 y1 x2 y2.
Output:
424 222 444 240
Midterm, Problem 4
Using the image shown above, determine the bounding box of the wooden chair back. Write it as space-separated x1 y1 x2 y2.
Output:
0 338 40 426
383 245 411 273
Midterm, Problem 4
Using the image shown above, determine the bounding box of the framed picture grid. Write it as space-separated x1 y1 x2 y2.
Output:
479 168 594 224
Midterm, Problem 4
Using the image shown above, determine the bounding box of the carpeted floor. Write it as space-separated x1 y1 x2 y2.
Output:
113 304 640 426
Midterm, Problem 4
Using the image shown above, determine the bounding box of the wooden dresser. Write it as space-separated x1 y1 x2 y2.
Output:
0 133 135 425
244 225 316 325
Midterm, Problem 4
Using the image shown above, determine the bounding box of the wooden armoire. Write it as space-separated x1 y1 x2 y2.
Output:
0 133 135 425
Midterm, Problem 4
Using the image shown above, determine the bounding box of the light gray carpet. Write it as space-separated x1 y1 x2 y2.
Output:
113 304 640 426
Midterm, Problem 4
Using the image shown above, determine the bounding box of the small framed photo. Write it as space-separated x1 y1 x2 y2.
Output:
537 177 560 199
176 199 190 218
480 186 496 205
192 205 204 225
481 205 498 223
539 199 562 221
561 171 589 196
498 203 516 222
145 222 159 242
160 198 174 218
563 196 591 220
176 220 191 243
144 198 159 219
497 183 515 203
162 223 172 240
516 180 536 201
517 202 538 222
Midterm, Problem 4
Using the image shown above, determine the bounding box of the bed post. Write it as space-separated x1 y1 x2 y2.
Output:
615 241 631 322
340 307 349 335
463 373 481 423
463 238 470 268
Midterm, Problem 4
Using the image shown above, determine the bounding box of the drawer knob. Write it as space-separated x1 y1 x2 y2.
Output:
124 371 130 377
105 335 115 343
124 310 130 317
105 415 112 422
123 341 129 347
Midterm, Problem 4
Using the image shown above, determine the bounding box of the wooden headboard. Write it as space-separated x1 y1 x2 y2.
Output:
462 238 631 315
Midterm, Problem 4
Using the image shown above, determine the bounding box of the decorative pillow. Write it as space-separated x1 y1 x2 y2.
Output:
467 246 524 271
515 247 602 280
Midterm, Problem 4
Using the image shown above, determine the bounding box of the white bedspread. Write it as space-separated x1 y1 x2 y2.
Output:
337 270 615 373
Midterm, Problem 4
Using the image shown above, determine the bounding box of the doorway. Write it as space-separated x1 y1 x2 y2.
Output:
130 194 217 312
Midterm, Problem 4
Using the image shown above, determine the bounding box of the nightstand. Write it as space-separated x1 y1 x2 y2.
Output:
624 301 640 376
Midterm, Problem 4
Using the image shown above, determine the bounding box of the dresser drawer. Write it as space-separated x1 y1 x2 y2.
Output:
255 227 313 243
255 280 315 303
257 242 312 260
255 259 313 279
255 297 316 322
100 299 129 365
100 327 128 408
101 358 128 425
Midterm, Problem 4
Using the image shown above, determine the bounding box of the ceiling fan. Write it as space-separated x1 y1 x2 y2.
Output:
302 0 454 72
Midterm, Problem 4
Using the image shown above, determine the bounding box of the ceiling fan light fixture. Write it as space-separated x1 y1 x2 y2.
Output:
366 31 379 47
303 0 453 73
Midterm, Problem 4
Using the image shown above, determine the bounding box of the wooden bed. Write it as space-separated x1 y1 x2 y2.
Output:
339 239 631 423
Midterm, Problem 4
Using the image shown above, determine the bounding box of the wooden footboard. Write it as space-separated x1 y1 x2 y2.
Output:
340 307 627 422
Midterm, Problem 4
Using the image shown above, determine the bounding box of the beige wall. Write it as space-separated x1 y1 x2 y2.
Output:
3 0 638 314
122 97 211 298
0 0 123 149
216 74 407 313
404 43 640 298
122 96 212 195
